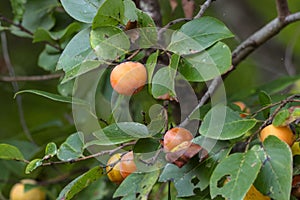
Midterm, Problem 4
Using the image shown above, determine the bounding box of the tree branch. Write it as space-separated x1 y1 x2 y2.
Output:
232 11 300 67
0 73 63 82
276 0 290 21
194 0 214 19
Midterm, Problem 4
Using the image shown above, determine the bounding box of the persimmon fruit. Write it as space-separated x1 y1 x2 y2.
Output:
233 101 250 118
163 127 205 168
119 151 137 179
110 61 147 96
259 124 295 146
106 153 124 184
10 179 46 200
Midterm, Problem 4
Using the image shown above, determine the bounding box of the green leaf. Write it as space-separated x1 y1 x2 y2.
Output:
151 54 180 98
147 104 165 135
200 105 257 140
57 132 85 161
258 91 272 118
45 142 57 157
146 51 159 91
135 11 157 48
57 166 103 200
90 26 130 61
253 136 292 200
123 0 138 23
60 0 104 23
179 42 232 82
38 45 61 72
92 0 124 29
167 17 233 55
92 122 150 145
10 0 26 22
25 158 43 174
22 0 59 32
273 109 290 127
0 144 24 160
14 90 88 105
210 150 262 200
113 170 160 199
57 28 96 71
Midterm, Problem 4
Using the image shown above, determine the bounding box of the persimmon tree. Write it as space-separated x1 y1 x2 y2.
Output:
0 0 300 199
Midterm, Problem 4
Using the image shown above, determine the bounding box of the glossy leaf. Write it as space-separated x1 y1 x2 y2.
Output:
151 54 180 98
92 0 124 28
57 166 103 200
22 0 58 32
57 28 96 72
0 144 24 160
254 136 292 200
15 90 88 105
167 16 233 55
258 91 272 118
57 132 85 161
93 122 150 145
200 105 257 140
114 170 160 199
60 0 104 23
90 26 130 61
210 150 262 200
179 42 232 82
273 109 290 127
146 50 159 92
25 158 43 174
45 142 57 157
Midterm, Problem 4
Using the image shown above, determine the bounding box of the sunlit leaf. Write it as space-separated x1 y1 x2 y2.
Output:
25 159 43 174
0 144 24 160
57 132 85 161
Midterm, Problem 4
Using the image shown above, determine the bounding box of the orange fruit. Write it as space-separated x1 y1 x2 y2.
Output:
10 179 46 200
163 127 194 152
119 151 137 179
260 124 295 146
110 61 147 96
234 101 250 118
106 153 124 184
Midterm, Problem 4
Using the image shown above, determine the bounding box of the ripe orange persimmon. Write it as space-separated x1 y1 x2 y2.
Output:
163 127 205 168
106 153 124 184
10 179 46 200
234 101 250 118
259 124 295 146
119 151 137 179
163 127 194 152
110 61 147 96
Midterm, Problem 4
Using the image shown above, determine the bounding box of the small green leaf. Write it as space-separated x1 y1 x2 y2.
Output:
25 159 43 174
60 0 104 23
146 50 159 93
253 136 292 200
210 150 262 200
123 0 138 23
113 170 160 199
151 54 180 98
92 0 124 28
90 26 130 61
57 132 85 161
273 109 290 127
179 42 232 82
200 105 257 140
147 104 165 135
167 17 233 55
38 45 61 72
10 0 26 22
0 144 24 160
92 122 149 145
57 28 96 71
15 89 88 105
45 142 57 157
57 166 103 200
258 91 272 118
135 11 157 48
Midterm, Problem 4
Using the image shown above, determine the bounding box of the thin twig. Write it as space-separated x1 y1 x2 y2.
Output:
276 0 290 21
179 77 221 127
1 32 35 143
0 73 63 82
194 0 214 19
0 14 62 51
231 11 300 67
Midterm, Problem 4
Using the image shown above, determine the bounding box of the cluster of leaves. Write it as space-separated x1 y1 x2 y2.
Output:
1 0 300 200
